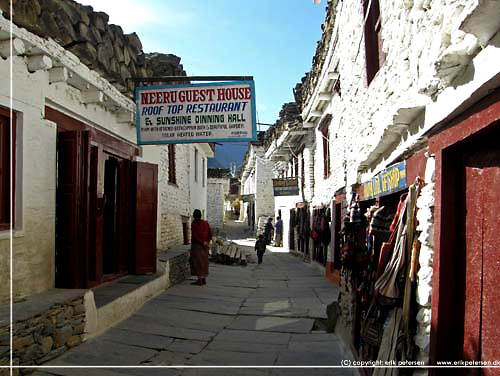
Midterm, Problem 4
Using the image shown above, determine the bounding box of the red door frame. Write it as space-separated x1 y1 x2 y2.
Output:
46 107 143 287
428 89 500 367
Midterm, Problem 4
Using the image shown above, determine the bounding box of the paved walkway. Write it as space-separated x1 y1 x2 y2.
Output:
33 221 356 376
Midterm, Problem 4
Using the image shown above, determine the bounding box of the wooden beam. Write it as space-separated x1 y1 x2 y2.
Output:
27 55 53 72
290 130 309 136
117 110 134 123
303 122 316 128
132 75 254 83
318 92 332 101
311 110 322 117
328 71 339 80
0 38 25 58
49 67 68 83
82 90 104 104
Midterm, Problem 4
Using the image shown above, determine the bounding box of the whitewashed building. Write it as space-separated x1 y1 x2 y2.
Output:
239 136 275 235
0 4 212 305
206 168 231 233
299 0 500 369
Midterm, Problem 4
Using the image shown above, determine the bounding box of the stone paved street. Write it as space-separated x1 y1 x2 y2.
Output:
33 221 357 376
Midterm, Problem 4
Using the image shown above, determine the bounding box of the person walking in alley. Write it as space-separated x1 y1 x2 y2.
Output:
255 234 267 264
190 209 212 285
274 216 283 247
264 217 274 245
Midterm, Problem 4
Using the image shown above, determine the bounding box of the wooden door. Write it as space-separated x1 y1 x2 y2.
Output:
117 159 130 273
86 146 102 287
462 137 500 375
56 131 90 288
131 161 158 274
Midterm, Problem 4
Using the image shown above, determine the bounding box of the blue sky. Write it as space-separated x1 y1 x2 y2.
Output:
80 0 326 129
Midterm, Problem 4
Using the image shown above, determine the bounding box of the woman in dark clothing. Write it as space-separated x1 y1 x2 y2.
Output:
190 209 212 285
264 218 274 245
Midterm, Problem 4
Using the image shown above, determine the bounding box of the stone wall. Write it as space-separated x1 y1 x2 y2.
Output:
322 0 485 194
413 155 435 369
166 252 189 286
0 53 57 303
0 0 186 96
158 144 191 250
0 296 85 375
207 178 228 231
254 156 275 222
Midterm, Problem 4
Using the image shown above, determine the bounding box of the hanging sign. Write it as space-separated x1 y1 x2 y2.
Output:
362 161 407 200
273 178 299 196
136 81 256 144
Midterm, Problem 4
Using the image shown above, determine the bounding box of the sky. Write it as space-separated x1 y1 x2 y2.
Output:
79 0 326 129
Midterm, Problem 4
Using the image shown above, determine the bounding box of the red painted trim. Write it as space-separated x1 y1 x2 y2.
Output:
45 107 139 158
325 261 340 285
0 107 16 230
406 148 427 185
429 90 500 154
428 88 500 368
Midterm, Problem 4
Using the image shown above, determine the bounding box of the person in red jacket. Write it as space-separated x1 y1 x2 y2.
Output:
190 209 213 285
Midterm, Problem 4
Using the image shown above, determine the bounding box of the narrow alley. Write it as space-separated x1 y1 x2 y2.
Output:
33 220 355 375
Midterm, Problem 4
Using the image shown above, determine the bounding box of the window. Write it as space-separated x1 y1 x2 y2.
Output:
194 148 198 182
363 0 385 85
202 158 206 187
0 108 15 230
168 144 176 184
320 115 332 179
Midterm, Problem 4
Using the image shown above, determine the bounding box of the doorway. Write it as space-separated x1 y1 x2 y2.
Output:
459 125 500 373
103 155 120 276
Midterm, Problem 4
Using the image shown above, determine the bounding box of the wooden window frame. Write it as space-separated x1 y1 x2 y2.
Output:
0 107 15 231
168 144 177 185
363 0 385 85
319 115 332 179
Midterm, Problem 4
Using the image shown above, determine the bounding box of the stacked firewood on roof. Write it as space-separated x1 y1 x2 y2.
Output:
0 0 186 96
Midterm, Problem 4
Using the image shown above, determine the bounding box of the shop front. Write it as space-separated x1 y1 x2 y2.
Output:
336 154 426 372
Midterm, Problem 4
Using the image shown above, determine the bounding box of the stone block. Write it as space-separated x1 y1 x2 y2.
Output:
53 325 72 348
90 11 108 31
41 320 54 337
39 336 53 354
0 331 9 346
20 344 43 363
12 335 34 351
72 323 85 336
66 335 81 348
72 304 85 315
36 346 66 365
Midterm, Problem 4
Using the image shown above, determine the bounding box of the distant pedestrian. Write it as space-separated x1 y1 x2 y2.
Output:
274 216 283 247
255 234 267 264
264 217 274 245
190 209 212 286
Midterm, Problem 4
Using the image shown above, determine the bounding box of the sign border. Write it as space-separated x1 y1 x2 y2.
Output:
135 80 257 145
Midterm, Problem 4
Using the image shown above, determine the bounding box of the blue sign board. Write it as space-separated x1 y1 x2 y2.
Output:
362 161 407 200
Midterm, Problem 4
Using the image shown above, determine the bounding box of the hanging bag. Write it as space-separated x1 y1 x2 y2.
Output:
362 302 385 347
374 186 417 306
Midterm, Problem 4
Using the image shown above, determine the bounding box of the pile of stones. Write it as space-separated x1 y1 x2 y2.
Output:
0 0 186 96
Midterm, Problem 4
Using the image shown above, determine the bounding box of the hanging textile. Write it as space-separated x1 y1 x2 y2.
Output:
373 307 404 376
374 185 417 305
